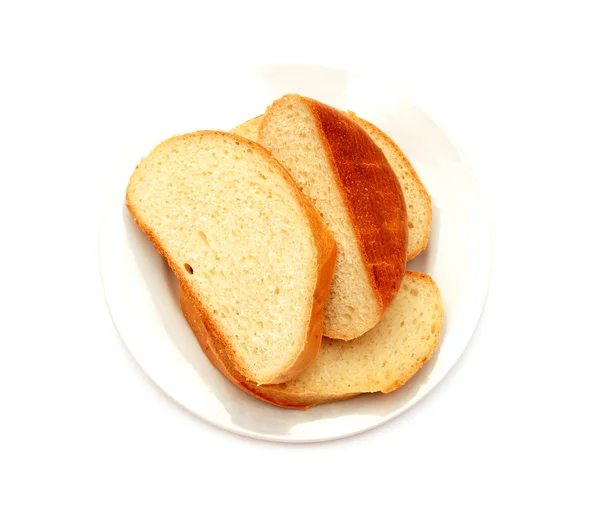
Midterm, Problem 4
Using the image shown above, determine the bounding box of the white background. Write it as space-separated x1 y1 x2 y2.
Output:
1 1 599 507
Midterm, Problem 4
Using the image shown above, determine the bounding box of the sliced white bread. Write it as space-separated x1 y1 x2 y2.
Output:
230 115 262 141
230 112 431 259
180 271 443 409
127 131 337 385
258 94 408 340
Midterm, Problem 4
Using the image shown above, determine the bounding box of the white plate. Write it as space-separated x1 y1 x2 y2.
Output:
99 64 491 443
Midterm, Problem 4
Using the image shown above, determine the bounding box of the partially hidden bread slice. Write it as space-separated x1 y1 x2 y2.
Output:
127 131 336 385
231 112 431 259
230 115 262 142
180 271 443 409
258 94 408 340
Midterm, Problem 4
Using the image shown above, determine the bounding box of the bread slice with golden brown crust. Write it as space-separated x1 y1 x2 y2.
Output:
258 94 408 340
180 271 443 409
230 111 431 260
346 113 431 259
127 131 336 385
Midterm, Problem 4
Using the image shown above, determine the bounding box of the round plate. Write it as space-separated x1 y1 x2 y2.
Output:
99 64 491 443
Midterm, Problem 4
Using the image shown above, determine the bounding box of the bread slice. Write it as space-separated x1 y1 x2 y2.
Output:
126 131 337 385
231 112 431 259
258 94 408 340
180 271 443 409
230 115 262 142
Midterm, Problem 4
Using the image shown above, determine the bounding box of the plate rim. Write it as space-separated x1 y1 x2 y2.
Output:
98 72 492 443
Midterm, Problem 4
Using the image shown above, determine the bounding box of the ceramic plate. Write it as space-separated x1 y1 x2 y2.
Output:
99 64 491 442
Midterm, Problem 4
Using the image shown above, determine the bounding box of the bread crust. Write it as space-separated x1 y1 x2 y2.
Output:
347 113 432 260
180 271 442 410
126 130 336 385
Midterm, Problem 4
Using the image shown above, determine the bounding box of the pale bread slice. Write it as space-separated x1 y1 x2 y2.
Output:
258 94 408 340
230 112 431 259
180 271 443 409
127 131 336 385
230 115 262 141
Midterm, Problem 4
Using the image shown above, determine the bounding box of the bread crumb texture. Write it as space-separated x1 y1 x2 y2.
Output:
127 131 320 384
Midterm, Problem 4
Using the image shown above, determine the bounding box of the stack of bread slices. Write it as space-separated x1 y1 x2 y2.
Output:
127 94 443 410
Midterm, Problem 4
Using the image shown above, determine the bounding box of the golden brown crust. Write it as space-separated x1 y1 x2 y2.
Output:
179 271 441 410
256 384 360 408
126 130 336 385
347 113 432 260
301 96 408 312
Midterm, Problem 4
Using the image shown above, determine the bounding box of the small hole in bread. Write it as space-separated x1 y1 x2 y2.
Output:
408 221 414 229
184 263 194 275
